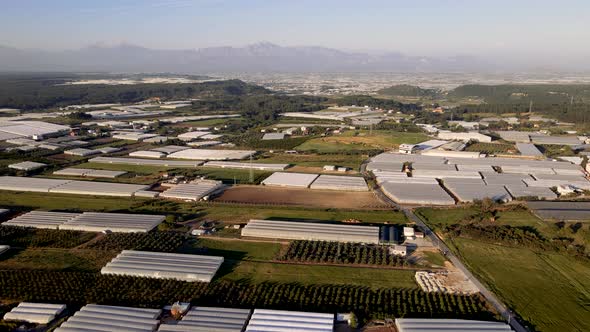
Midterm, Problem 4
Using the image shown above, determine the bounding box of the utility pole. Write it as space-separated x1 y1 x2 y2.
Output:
249 154 254 183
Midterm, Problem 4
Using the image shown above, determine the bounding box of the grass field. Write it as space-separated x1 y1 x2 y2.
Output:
415 206 589 245
0 248 114 272
295 130 427 153
451 238 590 332
0 191 405 224
193 238 416 288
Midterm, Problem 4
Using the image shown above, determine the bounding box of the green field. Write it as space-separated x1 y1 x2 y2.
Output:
295 130 427 153
451 238 590 332
0 248 114 272
415 206 589 245
0 191 405 224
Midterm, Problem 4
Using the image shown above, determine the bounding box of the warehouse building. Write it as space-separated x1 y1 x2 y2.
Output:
3 211 80 229
242 219 380 243
245 309 334 332
101 250 224 282
158 307 251 332
60 212 164 233
64 148 101 157
261 172 319 188
167 149 256 160
89 156 203 167
309 175 368 191
437 131 492 143
395 318 513 332
8 161 47 171
161 180 225 201
3 302 66 325
204 161 289 171
515 143 543 157
54 304 161 332
54 168 127 178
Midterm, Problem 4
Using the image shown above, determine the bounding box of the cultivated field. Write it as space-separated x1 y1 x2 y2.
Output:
296 130 427 153
214 185 390 209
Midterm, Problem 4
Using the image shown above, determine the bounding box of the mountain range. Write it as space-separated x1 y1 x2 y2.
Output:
0 42 559 73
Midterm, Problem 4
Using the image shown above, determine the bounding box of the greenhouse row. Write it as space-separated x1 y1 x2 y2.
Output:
245 309 334 332
53 304 161 332
3 211 165 232
89 156 204 167
241 219 380 243
53 168 127 178
100 250 224 282
0 176 149 197
167 149 256 160
395 318 512 332
203 161 290 171
158 307 251 332
3 302 66 325
161 180 225 201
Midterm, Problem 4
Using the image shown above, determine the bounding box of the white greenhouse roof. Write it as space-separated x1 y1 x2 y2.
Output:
0 120 70 139
168 149 256 161
242 219 380 243
161 180 224 201
245 309 334 332
158 307 251 332
204 161 289 171
177 131 211 140
505 185 557 200
395 318 513 332
101 250 224 282
515 143 543 157
129 150 166 158
49 180 149 197
8 161 47 171
3 211 80 229
3 302 66 325
443 182 511 203
64 148 101 157
54 168 127 178
0 176 72 193
151 145 190 154
261 172 319 188
60 212 164 233
309 175 368 191
89 156 203 167
381 182 455 205
54 304 161 332
262 133 285 140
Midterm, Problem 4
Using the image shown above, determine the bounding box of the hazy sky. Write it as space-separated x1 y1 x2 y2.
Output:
2 0 589 57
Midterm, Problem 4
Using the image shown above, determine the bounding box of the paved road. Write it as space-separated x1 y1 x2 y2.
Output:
362 161 528 332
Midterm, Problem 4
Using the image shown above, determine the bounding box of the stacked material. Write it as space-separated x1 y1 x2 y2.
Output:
50 181 149 197
380 181 455 205
262 133 285 140
64 148 101 157
53 168 127 178
245 309 334 332
168 149 256 160
151 145 190 154
0 176 71 193
3 211 80 229
60 212 164 233
309 175 368 191
54 304 161 332
242 219 380 243
129 150 166 158
158 307 251 332
443 180 511 203
516 143 543 157
161 180 224 201
8 161 47 171
505 185 558 200
90 156 203 167
204 161 289 171
3 302 66 324
101 250 224 282
261 172 319 188
395 318 513 332
528 201 590 220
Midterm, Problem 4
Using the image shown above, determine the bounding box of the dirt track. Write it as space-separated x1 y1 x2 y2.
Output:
214 185 390 210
